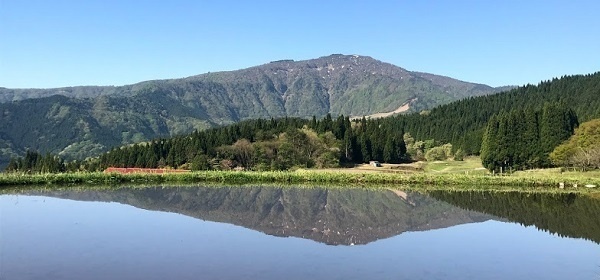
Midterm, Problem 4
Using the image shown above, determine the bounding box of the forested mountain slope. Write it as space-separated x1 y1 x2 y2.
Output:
0 54 505 167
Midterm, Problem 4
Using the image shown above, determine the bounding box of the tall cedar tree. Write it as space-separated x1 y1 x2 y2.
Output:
480 103 578 172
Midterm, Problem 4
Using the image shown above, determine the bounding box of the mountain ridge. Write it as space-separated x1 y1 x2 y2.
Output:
0 54 507 104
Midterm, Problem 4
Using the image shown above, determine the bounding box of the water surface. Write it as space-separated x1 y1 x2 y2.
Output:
1 186 599 279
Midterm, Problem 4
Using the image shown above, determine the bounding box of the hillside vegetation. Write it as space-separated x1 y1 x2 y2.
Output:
550 118 600 169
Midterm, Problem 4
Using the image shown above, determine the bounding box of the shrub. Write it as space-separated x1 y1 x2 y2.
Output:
425 147 448 161
454 149 465 161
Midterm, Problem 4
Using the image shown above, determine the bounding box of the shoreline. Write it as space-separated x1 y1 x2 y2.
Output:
1 170 598 190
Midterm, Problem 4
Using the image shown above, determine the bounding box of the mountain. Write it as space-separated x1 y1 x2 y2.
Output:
26 186 494 246
0 54 507 166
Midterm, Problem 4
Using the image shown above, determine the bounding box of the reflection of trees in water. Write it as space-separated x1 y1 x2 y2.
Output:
428 191 600 244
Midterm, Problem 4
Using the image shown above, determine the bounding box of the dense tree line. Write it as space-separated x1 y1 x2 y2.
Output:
480 103 578 172
0 113 441 173
89 114 409 171
5 150 66 173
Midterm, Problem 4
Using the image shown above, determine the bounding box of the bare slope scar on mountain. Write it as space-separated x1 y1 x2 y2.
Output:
351 99 414 120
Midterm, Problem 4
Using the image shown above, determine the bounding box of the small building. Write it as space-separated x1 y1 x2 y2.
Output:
369 161 382 167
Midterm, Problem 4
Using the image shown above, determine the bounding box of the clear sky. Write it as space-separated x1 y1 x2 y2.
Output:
1 0 598 88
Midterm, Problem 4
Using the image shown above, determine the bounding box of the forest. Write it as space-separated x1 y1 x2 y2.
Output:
381 72 600 155
4 72 600 173
480 103 578 172
6 114 411 172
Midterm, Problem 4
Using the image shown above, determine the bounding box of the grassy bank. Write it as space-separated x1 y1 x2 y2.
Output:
1 169 599 189
423 157 488 174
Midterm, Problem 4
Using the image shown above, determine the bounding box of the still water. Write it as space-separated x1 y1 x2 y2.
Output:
1 186 599 280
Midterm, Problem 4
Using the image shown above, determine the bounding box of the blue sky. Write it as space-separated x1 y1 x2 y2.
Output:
1 0 598 88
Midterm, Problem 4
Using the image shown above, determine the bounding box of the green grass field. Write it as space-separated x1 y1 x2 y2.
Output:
1 157 598 191
1 163 599 191
422 157 488 174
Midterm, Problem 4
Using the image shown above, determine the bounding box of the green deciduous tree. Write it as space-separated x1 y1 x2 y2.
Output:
550 118 600 169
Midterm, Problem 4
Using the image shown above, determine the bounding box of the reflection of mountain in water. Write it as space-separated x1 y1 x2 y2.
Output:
34 186 492 245
429 191 600 244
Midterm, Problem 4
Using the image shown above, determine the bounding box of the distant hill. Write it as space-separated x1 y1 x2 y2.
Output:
0 54 507 166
